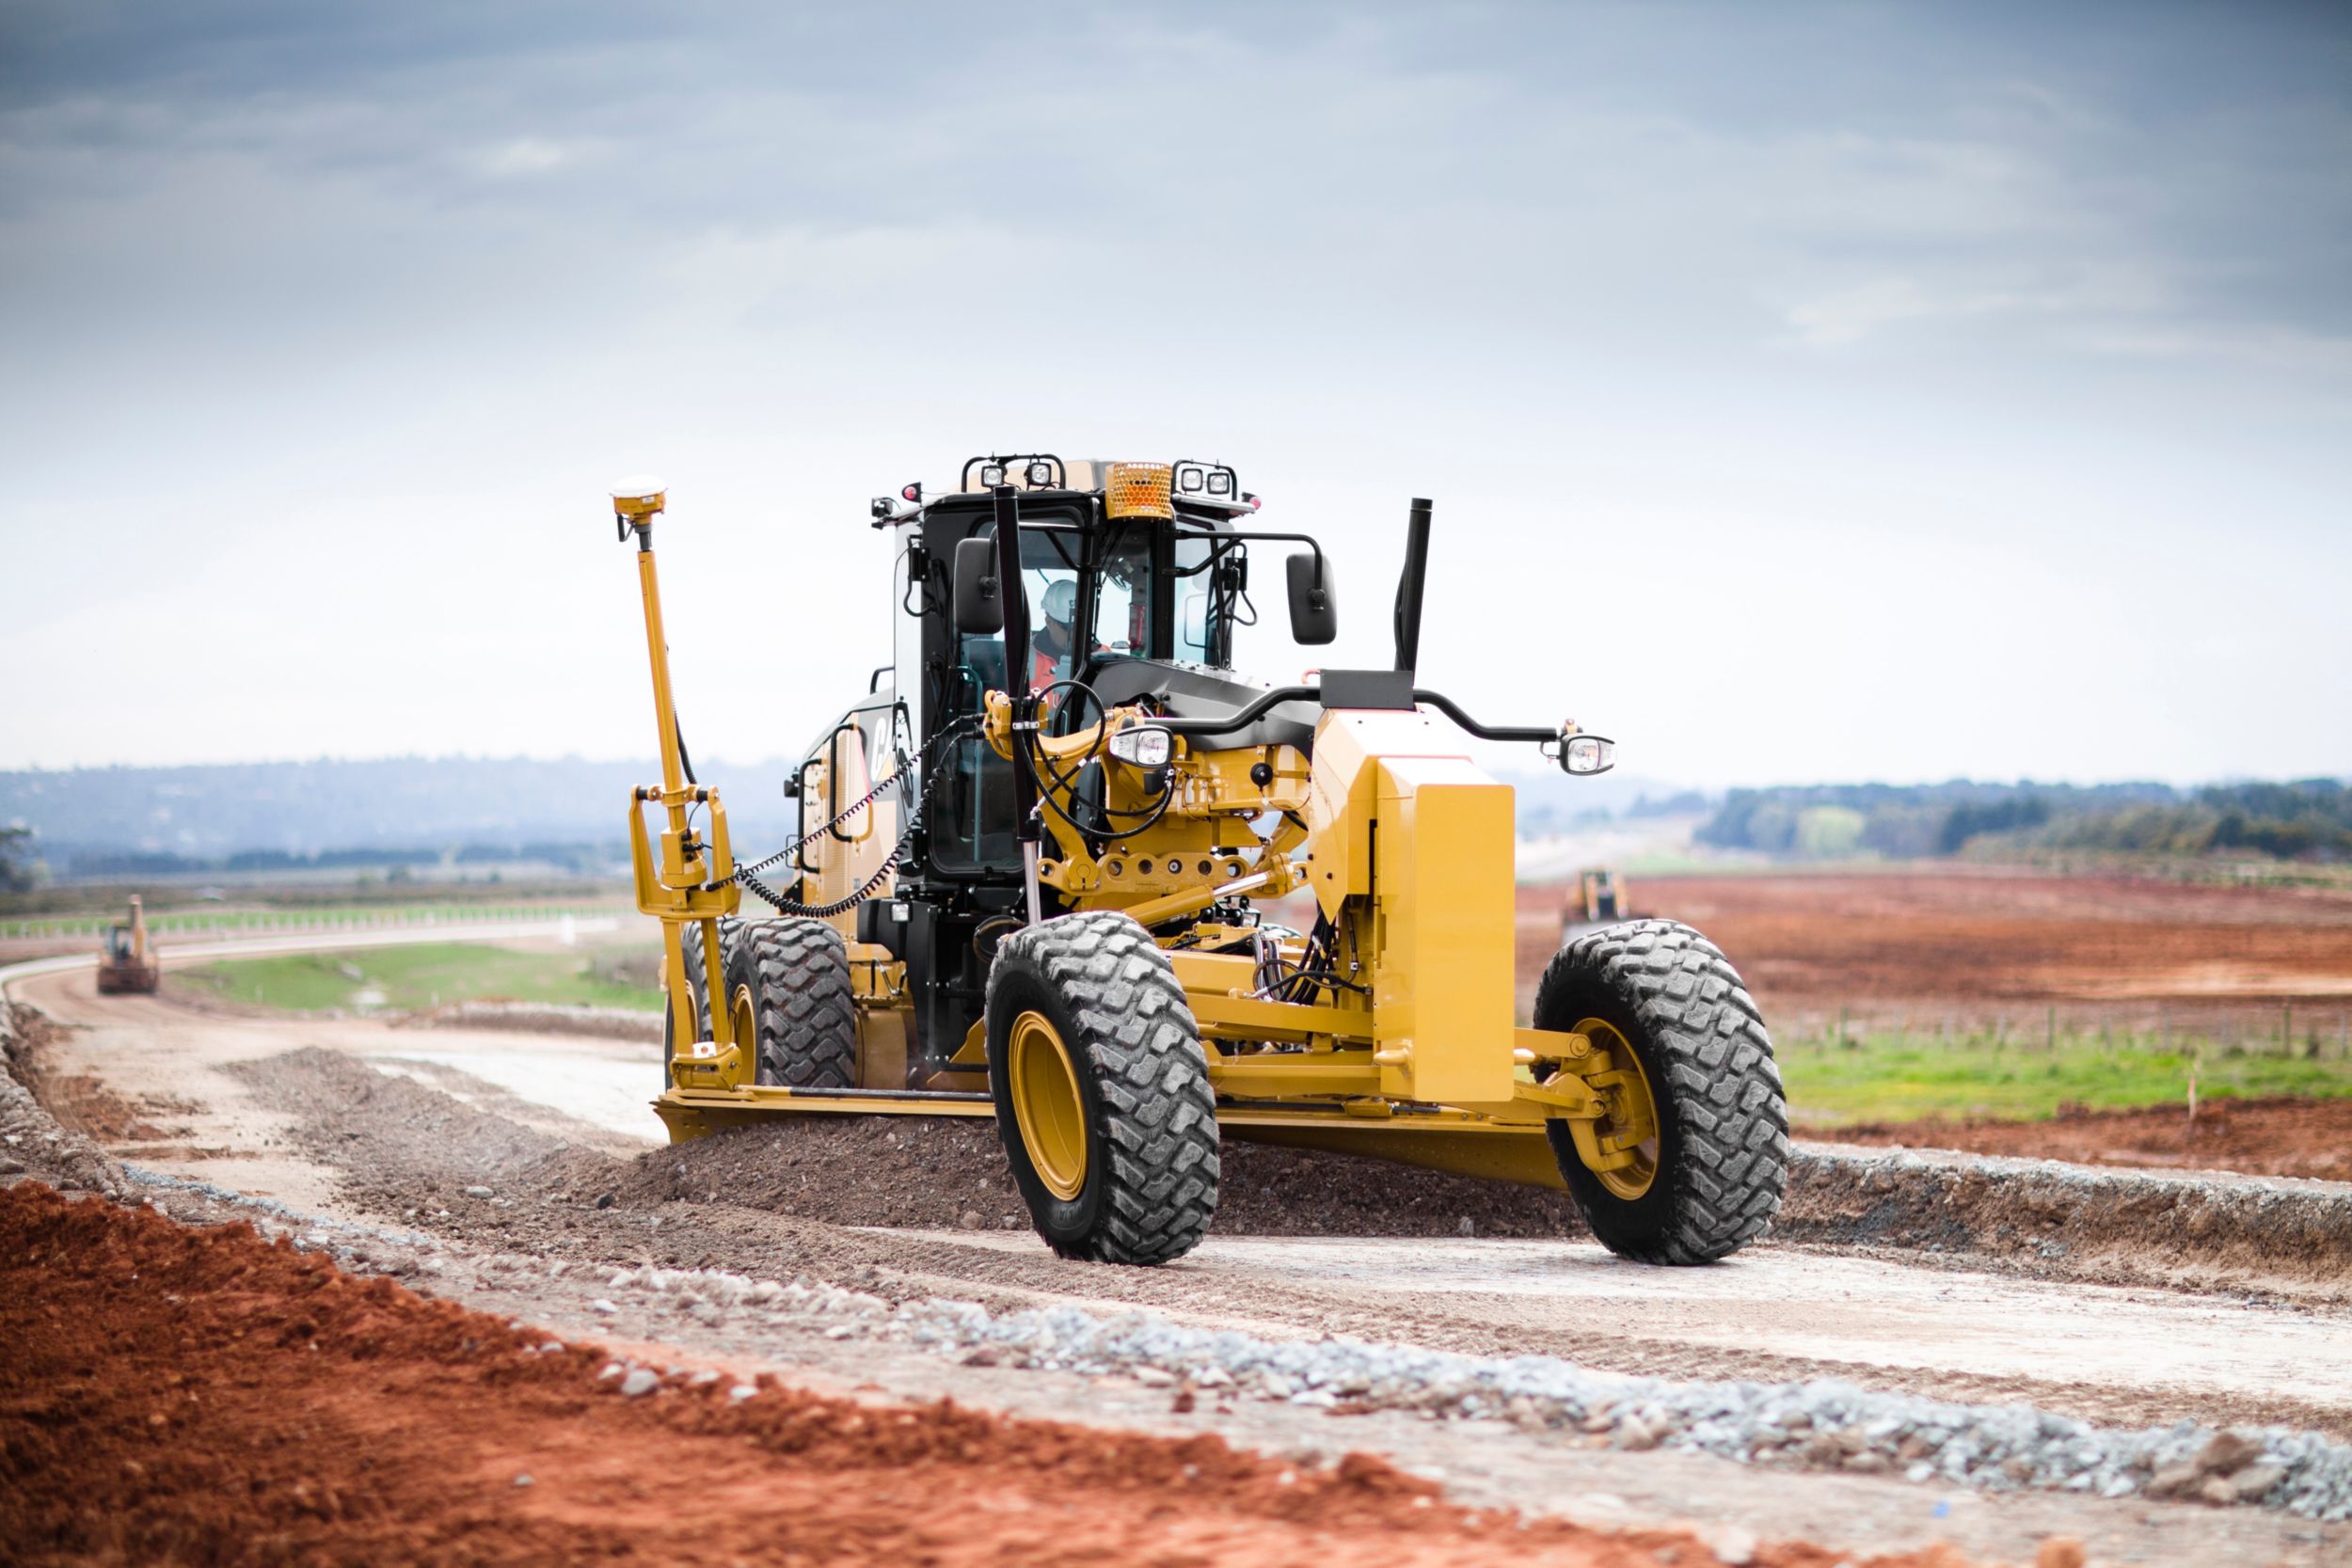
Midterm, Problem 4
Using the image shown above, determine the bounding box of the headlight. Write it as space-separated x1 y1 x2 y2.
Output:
1106 725 1174 768
1562 734 1615 776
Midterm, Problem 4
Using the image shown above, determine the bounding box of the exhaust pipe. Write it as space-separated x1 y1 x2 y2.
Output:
1392 497 1432 675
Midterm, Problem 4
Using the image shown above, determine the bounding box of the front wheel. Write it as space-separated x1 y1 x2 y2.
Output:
1537 919 1788 1263
984 911 1218 1264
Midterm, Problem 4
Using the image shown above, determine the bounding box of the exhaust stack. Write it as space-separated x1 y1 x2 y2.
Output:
1392 496 1432 675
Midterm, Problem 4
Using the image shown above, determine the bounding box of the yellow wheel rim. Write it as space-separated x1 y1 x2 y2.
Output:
1008 1009 1089 1201
1578 1017 1661 1201
730 986 756 1064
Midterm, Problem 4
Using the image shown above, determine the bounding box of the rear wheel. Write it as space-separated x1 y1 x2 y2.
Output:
985 911 1218 1264
1537 919 1787 1263
728 918 857 1088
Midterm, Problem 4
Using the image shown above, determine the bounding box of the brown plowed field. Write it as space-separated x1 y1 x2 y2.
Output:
1518 868 2352 1026
1827 1095 2352 1182
0 1182 1963 1568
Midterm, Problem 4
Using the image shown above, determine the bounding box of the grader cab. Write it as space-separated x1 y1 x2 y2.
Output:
610 458 1787 1266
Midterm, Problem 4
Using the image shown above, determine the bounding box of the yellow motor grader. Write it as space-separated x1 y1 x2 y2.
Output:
609 458 1786 1266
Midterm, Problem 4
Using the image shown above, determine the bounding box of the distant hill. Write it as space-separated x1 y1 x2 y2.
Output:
0 756 803 877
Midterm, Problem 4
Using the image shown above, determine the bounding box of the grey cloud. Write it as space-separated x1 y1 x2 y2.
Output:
0 2 2344 779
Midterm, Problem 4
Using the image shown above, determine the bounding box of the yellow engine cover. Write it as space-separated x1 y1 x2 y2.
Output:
1304 707 1517 1105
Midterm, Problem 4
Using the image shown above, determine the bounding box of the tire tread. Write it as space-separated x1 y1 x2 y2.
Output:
739 918 857 1089
1539 918 1788 1264
989 912 1218 1264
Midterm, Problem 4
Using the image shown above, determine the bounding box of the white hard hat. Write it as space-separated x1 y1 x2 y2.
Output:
1042 578 1078 623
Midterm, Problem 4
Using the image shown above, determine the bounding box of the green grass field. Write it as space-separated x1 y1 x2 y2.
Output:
178 942 663 1014
1780 1037 2352 1126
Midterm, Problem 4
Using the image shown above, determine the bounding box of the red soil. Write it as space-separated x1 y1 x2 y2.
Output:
0 1183 1972 1568
1826 1095 2352 1183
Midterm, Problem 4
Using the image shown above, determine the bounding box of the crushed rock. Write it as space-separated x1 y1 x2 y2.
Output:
558 1256 2352 1520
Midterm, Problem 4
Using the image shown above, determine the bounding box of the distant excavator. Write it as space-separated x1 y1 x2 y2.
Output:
96 895 160 994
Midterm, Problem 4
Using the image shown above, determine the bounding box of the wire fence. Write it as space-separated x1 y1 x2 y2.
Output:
0 901 634 942
1781 1001 2352 1062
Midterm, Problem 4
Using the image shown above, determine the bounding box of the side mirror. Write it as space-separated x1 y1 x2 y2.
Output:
1285 552 1338 645
953 537 1003 635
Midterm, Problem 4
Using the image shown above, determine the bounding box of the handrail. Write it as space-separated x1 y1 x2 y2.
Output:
1155 684 1554 745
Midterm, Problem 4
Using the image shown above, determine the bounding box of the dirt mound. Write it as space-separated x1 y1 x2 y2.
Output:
0 1181 1970 1568
0 1005 123 1200
1782 1145 2352 1292
652 1114 1584 1240
1824 1096 2352 1182
230 1045 1581 1242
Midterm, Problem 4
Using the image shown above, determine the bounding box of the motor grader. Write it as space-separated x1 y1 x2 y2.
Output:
609 457 1786 1266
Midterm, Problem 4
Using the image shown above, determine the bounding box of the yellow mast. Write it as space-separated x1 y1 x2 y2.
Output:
611 478 744 1087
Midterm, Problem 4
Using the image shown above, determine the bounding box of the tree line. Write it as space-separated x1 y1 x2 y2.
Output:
1698 778 2352 861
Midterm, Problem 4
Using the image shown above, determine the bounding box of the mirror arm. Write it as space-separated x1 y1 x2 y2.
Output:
1411 689 1554 744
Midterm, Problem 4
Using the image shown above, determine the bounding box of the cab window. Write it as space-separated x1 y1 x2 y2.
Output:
1090 530 1154 665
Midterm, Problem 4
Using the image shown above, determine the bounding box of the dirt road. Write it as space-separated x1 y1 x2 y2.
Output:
8 957 2352 1563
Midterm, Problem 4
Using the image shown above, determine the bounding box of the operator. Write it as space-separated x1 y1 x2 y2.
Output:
1030 577 1079 691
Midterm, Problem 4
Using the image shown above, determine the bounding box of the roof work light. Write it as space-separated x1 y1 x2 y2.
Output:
1105 462 1174 520
1172 460 1238 500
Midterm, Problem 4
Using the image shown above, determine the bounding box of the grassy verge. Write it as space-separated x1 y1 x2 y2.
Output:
1781 1037 2352 1126
177 942 662 1015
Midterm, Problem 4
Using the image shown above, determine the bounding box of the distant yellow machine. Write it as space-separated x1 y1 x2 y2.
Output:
1562 868 1634 942
605 458 1788 1267
96 895 159 994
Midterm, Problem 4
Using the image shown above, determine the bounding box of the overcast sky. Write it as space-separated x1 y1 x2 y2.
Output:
2 2 2346 789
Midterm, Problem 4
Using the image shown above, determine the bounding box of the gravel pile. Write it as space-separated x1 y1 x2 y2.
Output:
584 1259 2352 1521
